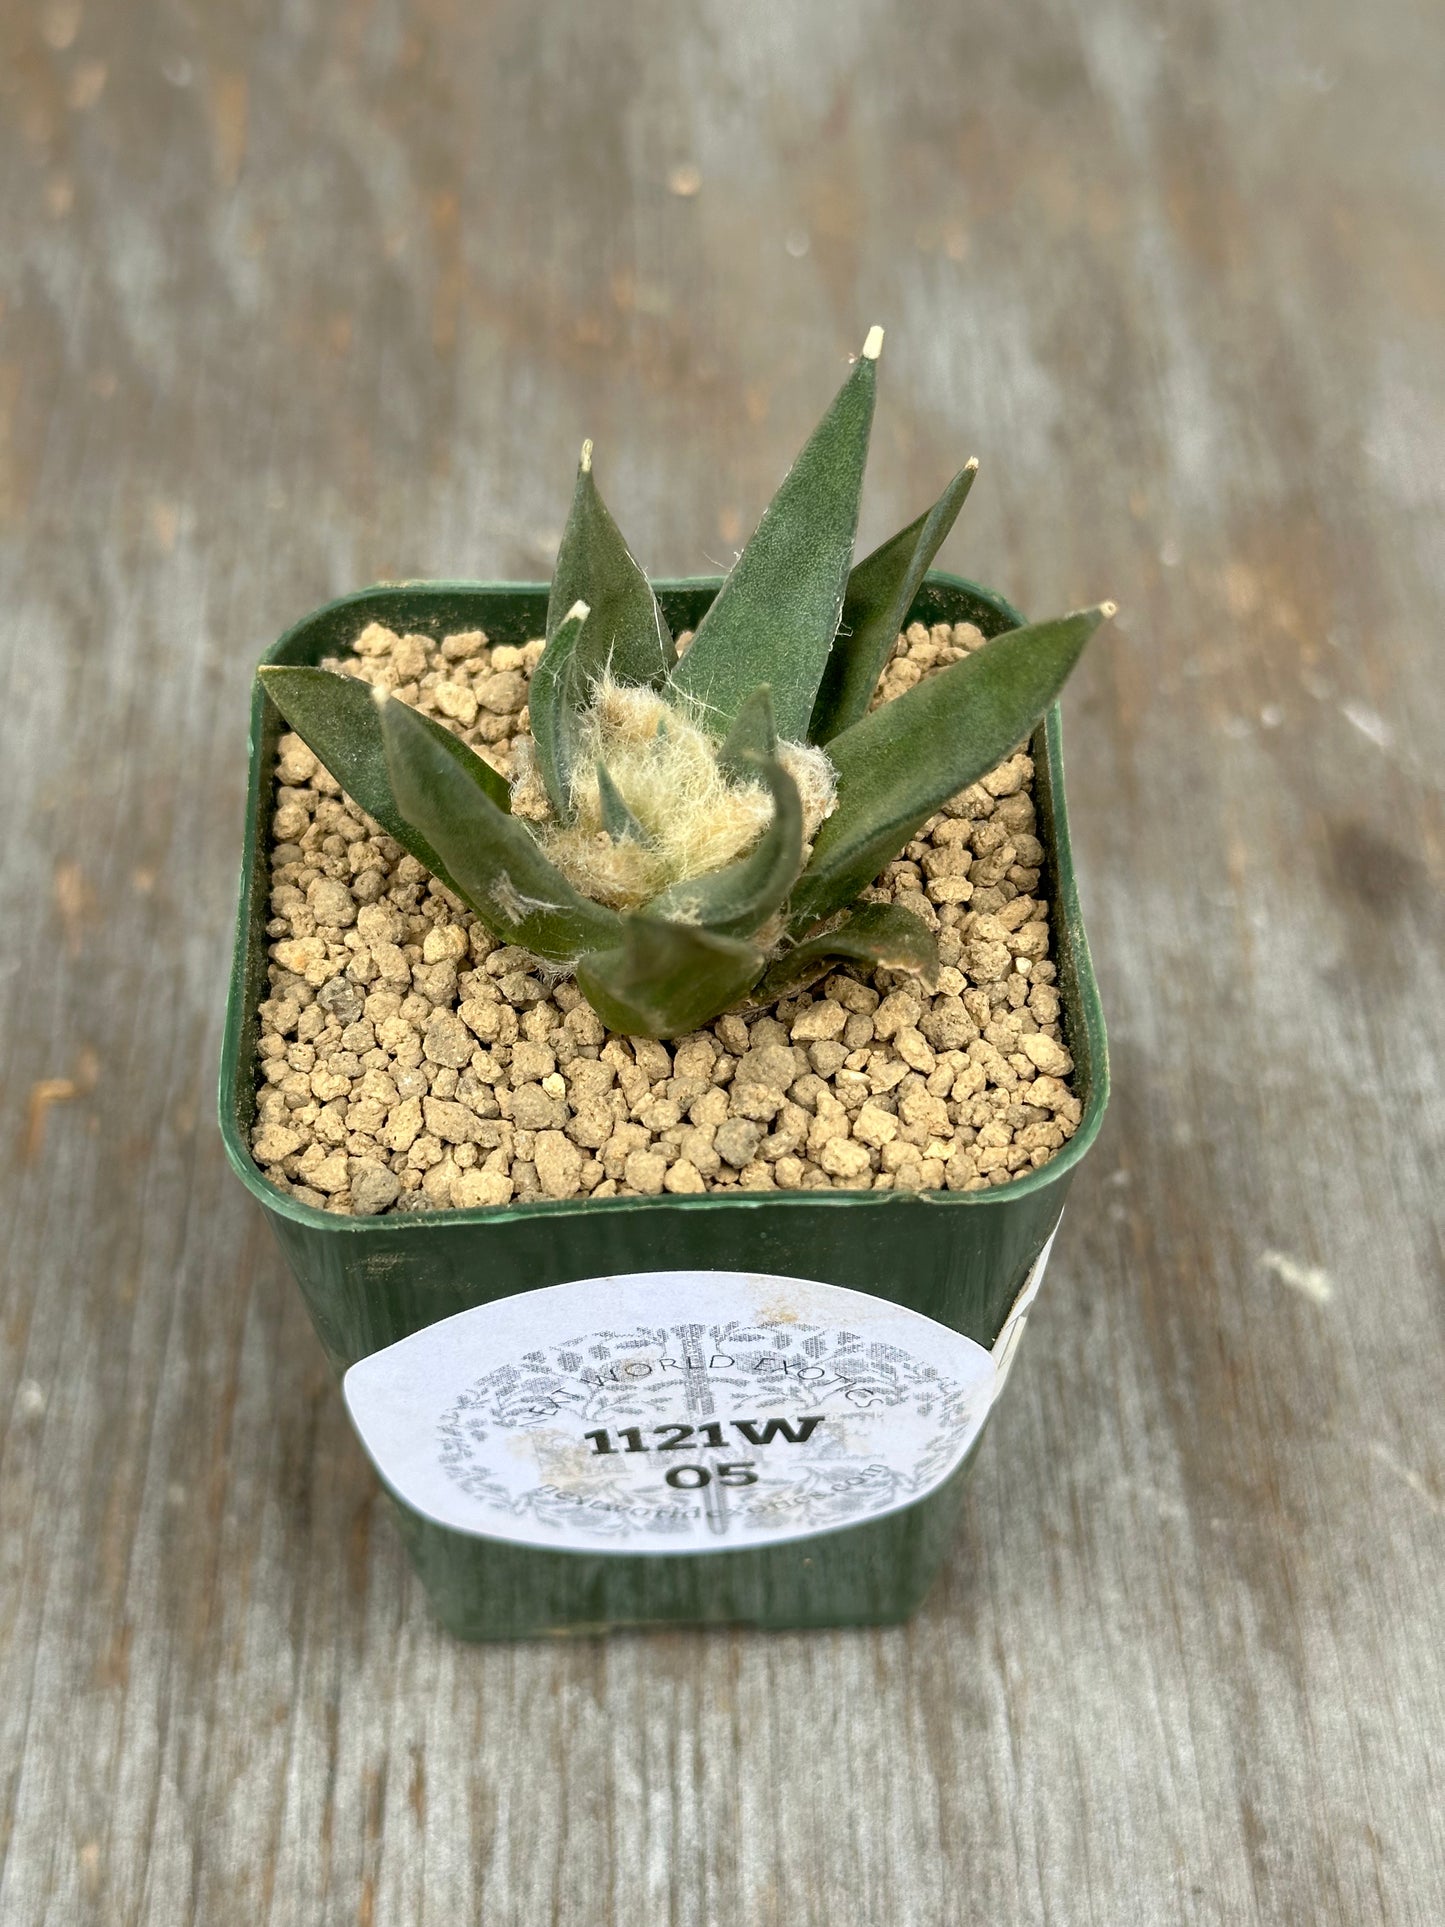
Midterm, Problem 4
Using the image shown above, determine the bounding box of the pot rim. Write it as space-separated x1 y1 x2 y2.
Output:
218 572 1109 1235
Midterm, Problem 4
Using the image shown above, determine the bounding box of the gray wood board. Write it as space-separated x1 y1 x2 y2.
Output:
1 0 1442 1920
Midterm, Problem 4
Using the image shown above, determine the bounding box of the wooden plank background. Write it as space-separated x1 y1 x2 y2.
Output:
2 0 1442 1920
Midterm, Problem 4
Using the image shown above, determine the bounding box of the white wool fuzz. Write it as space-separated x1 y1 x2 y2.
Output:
776 739 839 839
520 677 836 912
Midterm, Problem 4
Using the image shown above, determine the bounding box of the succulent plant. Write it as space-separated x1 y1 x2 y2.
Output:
260 328 1113 1037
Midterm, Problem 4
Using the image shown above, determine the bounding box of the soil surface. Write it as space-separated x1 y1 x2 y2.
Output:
251 619 1082 1214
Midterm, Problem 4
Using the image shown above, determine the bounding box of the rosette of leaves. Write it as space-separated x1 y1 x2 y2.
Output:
260 328 1113 1037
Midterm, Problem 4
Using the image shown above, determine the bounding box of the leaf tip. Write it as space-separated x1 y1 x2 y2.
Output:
565 599 591 624
964 455 979 473
861 324 884 361
370 680 391 712
1098 600 1118 620
579 438 593 473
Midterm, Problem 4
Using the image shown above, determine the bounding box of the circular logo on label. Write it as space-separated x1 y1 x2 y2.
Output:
343 1270 1004 1555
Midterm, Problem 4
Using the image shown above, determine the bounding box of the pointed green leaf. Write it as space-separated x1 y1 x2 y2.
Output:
790 605 1112 931
576 920 765 1038
534 446 676 819
527 600 592 820
716 684 778 781
596 761 649 844
378 692 623 962
645 751 803 940
753 903 940 1003
670 330 882 740
810 463 978 744
546 443 674 672
258 665 512 904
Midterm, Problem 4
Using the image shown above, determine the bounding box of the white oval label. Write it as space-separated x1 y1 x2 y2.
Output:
343 1238 1056 1556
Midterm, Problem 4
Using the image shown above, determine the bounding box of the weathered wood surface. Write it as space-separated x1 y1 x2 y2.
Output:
2 0 1442 1919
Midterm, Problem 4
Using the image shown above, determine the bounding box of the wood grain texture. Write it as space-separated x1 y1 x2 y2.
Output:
2 0 1443 1920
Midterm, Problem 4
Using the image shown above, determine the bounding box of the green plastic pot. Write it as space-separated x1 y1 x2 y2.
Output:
218 573 1108 1640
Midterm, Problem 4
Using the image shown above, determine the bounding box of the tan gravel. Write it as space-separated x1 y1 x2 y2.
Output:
251 617 1082 1214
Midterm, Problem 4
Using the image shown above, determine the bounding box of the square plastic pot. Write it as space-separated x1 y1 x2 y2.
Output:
219 573 1108 1640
